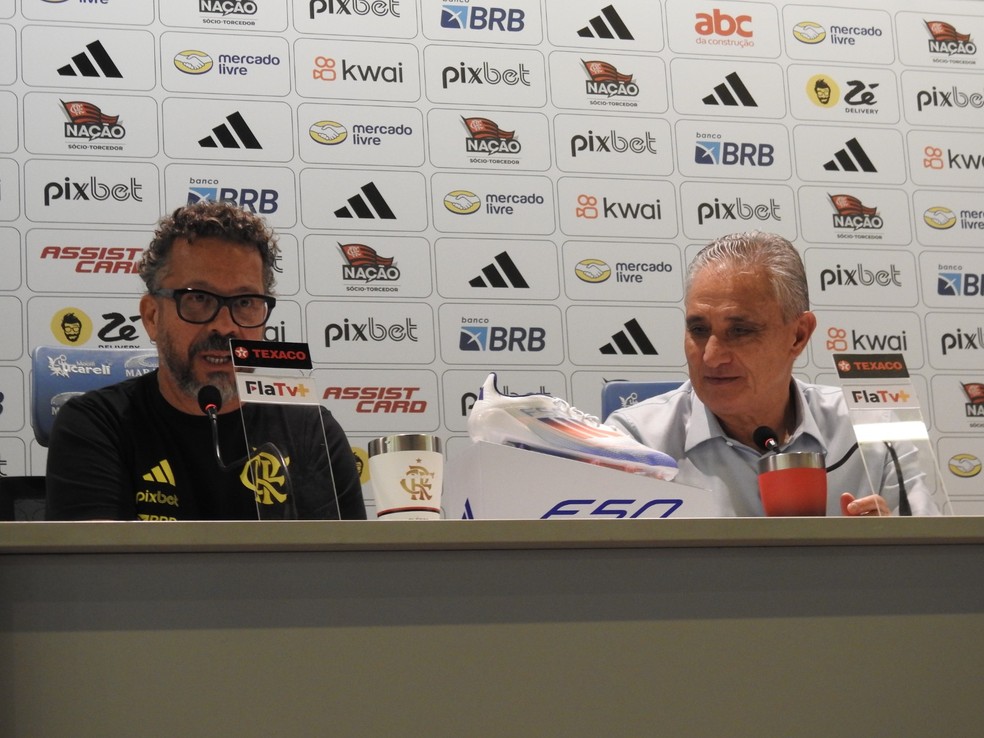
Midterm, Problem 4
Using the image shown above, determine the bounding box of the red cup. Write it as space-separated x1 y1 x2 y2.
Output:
757 451 827 517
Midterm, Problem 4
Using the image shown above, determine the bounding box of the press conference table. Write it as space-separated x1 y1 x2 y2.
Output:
2 518 983 737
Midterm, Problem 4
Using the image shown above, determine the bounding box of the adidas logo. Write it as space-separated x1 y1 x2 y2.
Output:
702 72 757 107
469 251 530 288
334 182 396 219
57 40 122 79
823 137 877 172
578 4 634 40
600 318 658 355
199 111 261 149
142 459 176 486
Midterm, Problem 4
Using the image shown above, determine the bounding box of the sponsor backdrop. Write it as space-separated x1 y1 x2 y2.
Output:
1 0 983 513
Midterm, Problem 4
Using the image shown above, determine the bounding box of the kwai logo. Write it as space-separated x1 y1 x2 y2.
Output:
313 56 403 83
825 326 908 352
576 193 661 221
923 144 984 171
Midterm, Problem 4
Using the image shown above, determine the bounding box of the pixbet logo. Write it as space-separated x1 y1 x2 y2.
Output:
309 0 400 18
440 4 525 32
570 129 658 157
916 85 984 111
441 61 531 89
696 197 781 225
44 176 143 206
819 263 901 291
941 327 984 355
324 317 418 346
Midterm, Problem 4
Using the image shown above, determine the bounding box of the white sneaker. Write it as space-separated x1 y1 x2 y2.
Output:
467 372 679 480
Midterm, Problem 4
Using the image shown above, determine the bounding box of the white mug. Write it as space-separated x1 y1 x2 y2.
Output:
368 434 443 520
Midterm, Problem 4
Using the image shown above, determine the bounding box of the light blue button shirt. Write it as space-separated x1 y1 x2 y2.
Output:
607 380 941 516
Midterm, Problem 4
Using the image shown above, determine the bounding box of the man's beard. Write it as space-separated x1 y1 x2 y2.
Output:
157 331 238 406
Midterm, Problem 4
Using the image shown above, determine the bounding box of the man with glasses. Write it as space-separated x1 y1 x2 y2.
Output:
45 202 366 520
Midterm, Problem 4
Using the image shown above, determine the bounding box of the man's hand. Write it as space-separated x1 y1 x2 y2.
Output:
840 492 892 517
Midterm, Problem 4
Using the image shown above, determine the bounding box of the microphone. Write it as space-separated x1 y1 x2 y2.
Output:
753 426 780 454
198 385 222 419
197 384 297 519
198 385 232 470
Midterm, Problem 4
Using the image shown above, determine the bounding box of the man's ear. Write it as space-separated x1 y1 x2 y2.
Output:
791 310 817 356
140 293 160 342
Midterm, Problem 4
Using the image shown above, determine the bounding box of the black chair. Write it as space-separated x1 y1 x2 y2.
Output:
0 347 160 521
0 475 47 521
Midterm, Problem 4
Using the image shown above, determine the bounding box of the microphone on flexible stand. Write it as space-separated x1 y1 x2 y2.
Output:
197 385 232 470
753 425 780 455
196 384 297 519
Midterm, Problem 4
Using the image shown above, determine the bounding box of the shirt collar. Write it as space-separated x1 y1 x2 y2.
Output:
683 378 828 454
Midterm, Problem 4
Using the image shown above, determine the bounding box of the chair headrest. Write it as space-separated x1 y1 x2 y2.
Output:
31 346 158 446
600 380 683 422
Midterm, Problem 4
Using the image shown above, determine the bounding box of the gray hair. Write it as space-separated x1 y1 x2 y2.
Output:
685 232 810 322
139 201 279 293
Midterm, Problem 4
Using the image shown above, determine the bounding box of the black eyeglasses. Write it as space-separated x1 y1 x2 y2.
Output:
152 288 276 328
